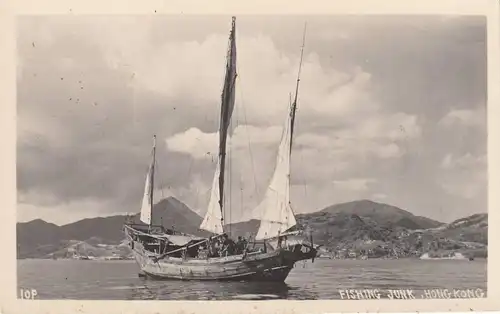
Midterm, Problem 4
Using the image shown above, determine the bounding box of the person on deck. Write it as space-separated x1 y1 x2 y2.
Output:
221 233 236 256
236 236 248 254
209 238 221 257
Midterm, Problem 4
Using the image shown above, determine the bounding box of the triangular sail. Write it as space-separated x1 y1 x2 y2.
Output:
200 16 237 234
140 135 156 225
200 162 224 234
254 104 297 240
254 23 306 240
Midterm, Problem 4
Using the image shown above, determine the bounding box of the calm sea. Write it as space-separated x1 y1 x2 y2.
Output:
17 258 487 300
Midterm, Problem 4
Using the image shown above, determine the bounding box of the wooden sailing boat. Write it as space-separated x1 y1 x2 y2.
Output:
123 16 317 282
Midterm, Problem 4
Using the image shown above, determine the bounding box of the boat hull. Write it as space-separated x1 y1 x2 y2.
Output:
131 240 313 282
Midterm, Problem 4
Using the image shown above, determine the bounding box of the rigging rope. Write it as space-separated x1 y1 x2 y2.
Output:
235 74 260 203
228 116 232 235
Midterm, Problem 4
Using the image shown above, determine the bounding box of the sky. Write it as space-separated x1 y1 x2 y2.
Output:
16 15 487 225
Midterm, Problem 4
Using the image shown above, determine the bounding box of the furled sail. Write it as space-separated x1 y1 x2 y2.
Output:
200 17 237 234
140 135 156 225
254 103 297 240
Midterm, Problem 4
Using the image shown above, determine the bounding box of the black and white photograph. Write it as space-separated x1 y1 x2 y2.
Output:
6 2 498 309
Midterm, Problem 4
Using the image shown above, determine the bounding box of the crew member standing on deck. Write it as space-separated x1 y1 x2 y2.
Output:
236 236 248 254
221 233 236 256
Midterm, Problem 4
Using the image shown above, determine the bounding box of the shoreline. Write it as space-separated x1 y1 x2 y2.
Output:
17 257 487 261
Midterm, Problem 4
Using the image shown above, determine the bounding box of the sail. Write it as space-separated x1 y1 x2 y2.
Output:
200 17 237 234
254 104 297 240
140 136 156 225
254 23 306 240
199 160 224 234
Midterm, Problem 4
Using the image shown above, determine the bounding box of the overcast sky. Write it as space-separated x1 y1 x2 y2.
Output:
16 15 487 225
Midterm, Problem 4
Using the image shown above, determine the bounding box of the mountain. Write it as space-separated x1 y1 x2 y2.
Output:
17 198 487 259
58 215 129 244
318 200 442 229
300 211 488 259
16 196 206 258
225 219 261 238
17 219 61 246
17 219 62 257
223 201 486 259
428 213 488 244
48 239 134 260
133 197 208 236
225 200 443 238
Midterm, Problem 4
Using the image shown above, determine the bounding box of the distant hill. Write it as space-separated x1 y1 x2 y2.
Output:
225 219 261 238
225 200 443 238
318 200 443 230
17 198 487 259
428 213 488 244
132 197 208 236
17 219 63 258
17 219 61 247
16 196 206 258
301 211 488 259
224 202 486 259
48 239 134 260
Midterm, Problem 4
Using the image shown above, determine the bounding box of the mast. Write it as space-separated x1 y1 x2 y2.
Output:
253 22 307 241
290 22 306 151
150 135 156 227
200 16 237 234
219 16 237 225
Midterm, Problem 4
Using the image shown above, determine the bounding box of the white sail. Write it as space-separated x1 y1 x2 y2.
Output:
254 23 306 241
199 161 224 234
140 136 156 225
254 107 297 240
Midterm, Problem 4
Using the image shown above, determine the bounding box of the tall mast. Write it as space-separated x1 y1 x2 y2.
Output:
200 16 237 235
290 22 307 151
253 22 307 241
150 135 156 227
218 16 237 227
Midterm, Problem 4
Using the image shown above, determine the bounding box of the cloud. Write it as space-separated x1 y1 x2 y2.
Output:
344 113 422 141
440 153 486 170
438 107 486 128
166 128 219 160
163 101 421 221
292 111 422 177
164 124 285 221
332 178 376 191
439 153 486 199
372 193 388 200
92 20 379 127
155 175 212 216
165 125 283 160
17 192 122 226
441 180 485 200
16 16 487 224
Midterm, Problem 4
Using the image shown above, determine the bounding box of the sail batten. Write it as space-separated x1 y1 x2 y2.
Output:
200 16 237 234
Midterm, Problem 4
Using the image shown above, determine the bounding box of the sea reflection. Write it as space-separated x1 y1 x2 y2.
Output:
128 279 319 300
17 259 487 300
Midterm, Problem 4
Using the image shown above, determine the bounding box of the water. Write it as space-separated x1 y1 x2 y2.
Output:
17 258 487 300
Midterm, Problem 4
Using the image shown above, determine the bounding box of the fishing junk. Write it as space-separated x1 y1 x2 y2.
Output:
124 16 317 282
